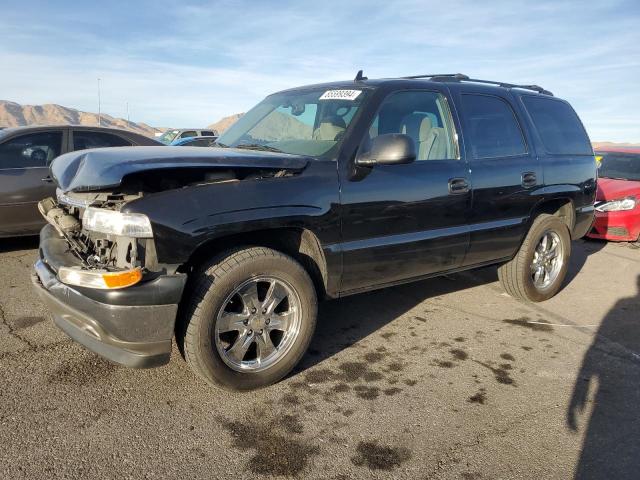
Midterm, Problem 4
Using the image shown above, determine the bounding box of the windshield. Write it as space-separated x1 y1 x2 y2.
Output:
158 129 179 144
597 152 640 181
217 87 368 158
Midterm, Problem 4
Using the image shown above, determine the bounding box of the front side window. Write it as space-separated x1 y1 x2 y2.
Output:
217 88 369 158
0 131 63 168
522 96 592 155
73 131 130 150
363 90 458 161
461 94 527 159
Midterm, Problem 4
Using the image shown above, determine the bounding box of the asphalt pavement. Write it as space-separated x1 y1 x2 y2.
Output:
1 236 639 479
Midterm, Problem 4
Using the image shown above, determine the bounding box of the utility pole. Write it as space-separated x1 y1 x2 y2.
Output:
126 101 130 124
97 78 102 126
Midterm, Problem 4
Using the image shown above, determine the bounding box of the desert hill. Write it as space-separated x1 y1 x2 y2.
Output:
0 100 161 137
208 113 243 134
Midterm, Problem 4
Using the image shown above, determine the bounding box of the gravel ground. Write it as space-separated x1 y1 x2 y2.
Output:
1 237 639 479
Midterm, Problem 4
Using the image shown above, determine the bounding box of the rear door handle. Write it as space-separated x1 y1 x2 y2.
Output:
448 177 470 194
522 172 537 188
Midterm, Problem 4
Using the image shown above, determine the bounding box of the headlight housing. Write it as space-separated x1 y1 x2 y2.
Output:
595 196 637 212
83 207 153 237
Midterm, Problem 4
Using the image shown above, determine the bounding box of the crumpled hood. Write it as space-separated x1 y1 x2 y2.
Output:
596 177 640 201
51 146 309 192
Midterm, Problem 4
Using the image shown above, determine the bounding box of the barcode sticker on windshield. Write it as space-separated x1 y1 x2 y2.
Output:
319 89 362 101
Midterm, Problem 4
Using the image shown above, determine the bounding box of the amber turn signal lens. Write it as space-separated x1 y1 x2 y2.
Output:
58 267 143 290
102 268 143 289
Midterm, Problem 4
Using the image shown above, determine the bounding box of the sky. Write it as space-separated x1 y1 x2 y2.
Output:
0 0 638 142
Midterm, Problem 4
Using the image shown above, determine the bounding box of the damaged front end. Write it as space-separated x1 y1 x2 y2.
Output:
32 145 309 367
32 185 189 368
38 189 156 289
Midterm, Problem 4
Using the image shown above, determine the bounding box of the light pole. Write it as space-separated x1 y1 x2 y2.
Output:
97 78 102 126
126 101 130 124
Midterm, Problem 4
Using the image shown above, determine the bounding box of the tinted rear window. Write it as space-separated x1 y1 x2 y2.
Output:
461 94 527 159
521 96 591 155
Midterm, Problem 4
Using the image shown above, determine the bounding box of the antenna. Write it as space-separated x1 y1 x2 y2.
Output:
354 70 367 81
97 78 102 127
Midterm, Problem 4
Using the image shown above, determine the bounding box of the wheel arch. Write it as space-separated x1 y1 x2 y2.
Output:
529 197 575 232
178 227 329 299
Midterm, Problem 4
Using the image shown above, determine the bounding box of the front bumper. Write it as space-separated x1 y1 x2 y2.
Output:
586 210 640 242
33 225 187 368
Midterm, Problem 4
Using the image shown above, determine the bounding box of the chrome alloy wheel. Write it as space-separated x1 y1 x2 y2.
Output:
214 276 302 372
531 230 564 289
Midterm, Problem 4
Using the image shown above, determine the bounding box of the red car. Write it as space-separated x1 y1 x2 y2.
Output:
588 147 640 242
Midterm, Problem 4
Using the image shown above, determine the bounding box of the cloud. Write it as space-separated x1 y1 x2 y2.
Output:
0 0 638 141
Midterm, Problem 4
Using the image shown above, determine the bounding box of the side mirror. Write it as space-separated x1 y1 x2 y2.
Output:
355 133 416 166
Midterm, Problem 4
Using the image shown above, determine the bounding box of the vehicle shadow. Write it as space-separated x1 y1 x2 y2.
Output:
0 235 39 253
563 238 606 286
296 238 603 375
567 275 640 479
294 264 498 375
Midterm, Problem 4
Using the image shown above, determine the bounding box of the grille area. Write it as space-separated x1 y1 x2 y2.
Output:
607 227 629 237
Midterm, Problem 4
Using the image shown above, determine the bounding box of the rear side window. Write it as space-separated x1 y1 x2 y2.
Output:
201 130 215 136
461 94 527 159
521 96 592 155
73 131 130 150
0 131 63 168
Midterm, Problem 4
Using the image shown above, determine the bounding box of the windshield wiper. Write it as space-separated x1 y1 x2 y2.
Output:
233 143 283 153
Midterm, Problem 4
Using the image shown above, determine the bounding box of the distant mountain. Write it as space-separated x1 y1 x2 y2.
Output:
208 113 243 134
592 141 640 149
0 100 161 137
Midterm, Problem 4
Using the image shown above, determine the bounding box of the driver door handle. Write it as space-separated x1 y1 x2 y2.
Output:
448 178 470 195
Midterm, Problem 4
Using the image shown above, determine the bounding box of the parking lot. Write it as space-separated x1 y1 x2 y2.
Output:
0 237 638 479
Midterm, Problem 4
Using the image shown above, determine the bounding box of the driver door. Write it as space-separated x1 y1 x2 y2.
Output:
338 89 471 294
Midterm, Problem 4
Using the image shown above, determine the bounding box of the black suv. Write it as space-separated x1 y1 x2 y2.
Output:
33 73 597 390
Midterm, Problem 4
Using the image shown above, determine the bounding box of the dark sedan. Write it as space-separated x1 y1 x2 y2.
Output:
0 125 161 237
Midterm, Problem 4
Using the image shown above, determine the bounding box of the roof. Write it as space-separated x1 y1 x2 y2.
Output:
276 73 554 97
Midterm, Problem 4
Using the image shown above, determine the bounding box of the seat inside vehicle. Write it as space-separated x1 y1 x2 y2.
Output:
399 113 447 160
313 115 346 141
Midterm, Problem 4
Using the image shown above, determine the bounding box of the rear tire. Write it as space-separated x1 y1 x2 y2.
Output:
498 214 571 302
181 247 317 390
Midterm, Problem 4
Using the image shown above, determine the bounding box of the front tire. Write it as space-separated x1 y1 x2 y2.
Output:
182 247 317 390
498 214 571 302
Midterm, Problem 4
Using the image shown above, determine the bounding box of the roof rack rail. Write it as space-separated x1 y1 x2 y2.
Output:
402 73 553 96
460 78 554 96
402 73 469 80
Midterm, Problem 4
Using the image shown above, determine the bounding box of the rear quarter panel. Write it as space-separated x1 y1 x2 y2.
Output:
515 93 597 239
